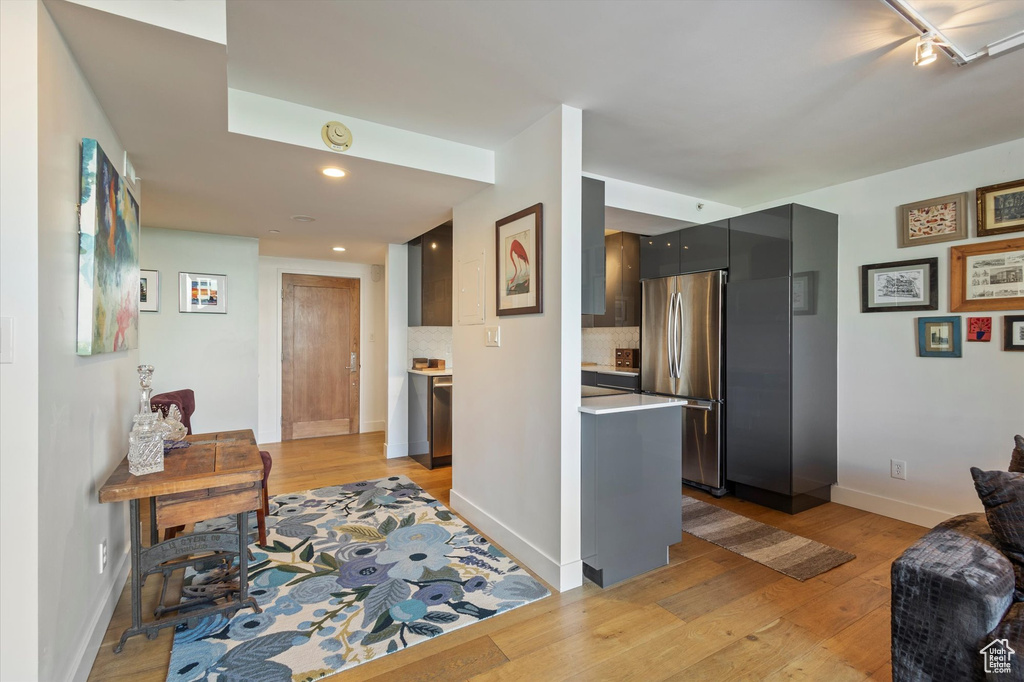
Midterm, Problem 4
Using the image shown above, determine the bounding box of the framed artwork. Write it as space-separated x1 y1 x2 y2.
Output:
966 317 992 342
898 192 968 248
139 269 159 312
495 203 543 316
1004 315 1024 351
792 271 817 315
950 237 1024 312
917 316 962 358
860 257 938 313
77 138 140 355
977 179 1024 237
179 272 228 314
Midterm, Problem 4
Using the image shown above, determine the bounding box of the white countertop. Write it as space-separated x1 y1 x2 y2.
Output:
408 368 453 377
579 393 684 415
581 364 640 376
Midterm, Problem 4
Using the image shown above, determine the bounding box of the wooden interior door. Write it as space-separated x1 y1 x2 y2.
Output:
282 274 360 440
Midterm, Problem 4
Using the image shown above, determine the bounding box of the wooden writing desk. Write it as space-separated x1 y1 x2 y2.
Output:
99 429 263 653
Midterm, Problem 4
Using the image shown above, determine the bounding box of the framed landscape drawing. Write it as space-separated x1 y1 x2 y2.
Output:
917 316 962 358
139 269 159 312
977 179 1024 237
1004 315 1024 351
77 138 140 355
898 192 967 248
179 272 228 314
495 203 543 316
950 237 1024 312
860 257 938 313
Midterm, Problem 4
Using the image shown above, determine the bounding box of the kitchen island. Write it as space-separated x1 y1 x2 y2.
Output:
580 391 684 587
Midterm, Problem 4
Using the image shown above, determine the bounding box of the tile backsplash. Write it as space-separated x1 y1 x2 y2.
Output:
582 327 640 365
408 326 453 368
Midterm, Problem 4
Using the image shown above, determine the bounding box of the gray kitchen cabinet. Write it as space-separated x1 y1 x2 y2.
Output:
581 177 606 316
587 231 641 328
725 204 838 513
639 222 729 280
581 406 682 587
408 221 453 327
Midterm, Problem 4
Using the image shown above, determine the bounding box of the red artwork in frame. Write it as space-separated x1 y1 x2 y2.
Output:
967 316 992 342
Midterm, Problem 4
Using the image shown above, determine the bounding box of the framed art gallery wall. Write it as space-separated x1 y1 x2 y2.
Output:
743 136 1024 528
138 227 259 434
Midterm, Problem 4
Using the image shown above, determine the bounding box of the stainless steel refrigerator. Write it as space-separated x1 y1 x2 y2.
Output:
641 271 726 496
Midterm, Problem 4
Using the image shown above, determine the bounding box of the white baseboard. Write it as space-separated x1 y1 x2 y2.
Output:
830 485 954 528
361 420 385 433
70 548 130 682
258 429 280 445
449 489 582 592
384 441 408 459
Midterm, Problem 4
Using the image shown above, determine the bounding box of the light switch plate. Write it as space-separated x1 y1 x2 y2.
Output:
485 325 500 347
0 317 12 364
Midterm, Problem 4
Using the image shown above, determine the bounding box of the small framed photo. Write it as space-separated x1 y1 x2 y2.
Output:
977 179 1024 237
860 257 938 313
917 316 962 358
792 271 817 316
966 317 992 342
1005 315 1024 351
139 269 159 312
898 192 968 248
179 272 228 314
950 237 1024 312
495 203 543 316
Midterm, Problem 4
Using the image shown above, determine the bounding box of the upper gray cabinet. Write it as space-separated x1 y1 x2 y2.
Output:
408 221 453 327
591 231 640 327
640 221 729 280
582 177 606 316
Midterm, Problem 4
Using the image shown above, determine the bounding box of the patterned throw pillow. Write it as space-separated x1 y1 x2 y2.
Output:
971 467 1024 601
1010 435 1024 474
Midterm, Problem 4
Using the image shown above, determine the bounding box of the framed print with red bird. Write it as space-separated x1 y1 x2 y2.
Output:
496 203 543 316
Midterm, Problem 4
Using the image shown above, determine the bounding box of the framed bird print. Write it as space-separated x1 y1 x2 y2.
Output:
495 203 543 316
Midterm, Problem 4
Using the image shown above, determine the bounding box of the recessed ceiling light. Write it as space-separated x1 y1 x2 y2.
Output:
268 229 280 234
291 215 316 222
431 242 438 249
322 167 346 178
333 246 346 252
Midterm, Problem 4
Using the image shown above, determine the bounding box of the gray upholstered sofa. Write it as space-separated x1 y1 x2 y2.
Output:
892 512 1024 681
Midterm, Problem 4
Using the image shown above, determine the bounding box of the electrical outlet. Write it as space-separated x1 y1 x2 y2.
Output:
99 539 108 574
369 332 375 343
891 459 907 480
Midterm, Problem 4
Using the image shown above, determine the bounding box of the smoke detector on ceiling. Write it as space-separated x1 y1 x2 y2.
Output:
321 121 353 152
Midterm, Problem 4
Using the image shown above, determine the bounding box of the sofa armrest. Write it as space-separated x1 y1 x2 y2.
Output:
892 513 1015 682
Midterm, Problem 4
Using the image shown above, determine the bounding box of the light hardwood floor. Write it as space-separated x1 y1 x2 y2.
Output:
88 432 924 681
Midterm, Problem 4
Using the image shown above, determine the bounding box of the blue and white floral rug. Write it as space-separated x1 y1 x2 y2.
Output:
167 475 549 681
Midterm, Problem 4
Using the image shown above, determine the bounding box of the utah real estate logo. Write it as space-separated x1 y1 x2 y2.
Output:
980 638 1015 674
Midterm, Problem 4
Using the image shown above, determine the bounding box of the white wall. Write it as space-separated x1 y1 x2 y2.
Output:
139 228 259 434
35 5 140 681
746 138 1024 527
257 256 386 443
0 2 40 679
384 244 410 458
449 105 584 591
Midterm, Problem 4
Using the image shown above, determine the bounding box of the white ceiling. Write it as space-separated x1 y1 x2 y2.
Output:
226 0 1024 207
47 0 1024 261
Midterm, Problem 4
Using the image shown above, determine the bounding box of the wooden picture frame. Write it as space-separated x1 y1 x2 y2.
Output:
1004 315 1024 351
917 316 962 358
139 269 160 312
898 192 968 248
950 237 1024 312
977 179 1024 237
860 257 938 313
178 272 228 314
495 203 543 316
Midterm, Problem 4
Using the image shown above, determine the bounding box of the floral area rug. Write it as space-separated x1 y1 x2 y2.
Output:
167 475 549 681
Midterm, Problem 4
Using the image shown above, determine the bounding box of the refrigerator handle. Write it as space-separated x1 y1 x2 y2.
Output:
667 290 675 378
675 292 684 375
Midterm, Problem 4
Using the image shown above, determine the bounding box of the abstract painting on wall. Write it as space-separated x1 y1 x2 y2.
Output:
77 138 140 355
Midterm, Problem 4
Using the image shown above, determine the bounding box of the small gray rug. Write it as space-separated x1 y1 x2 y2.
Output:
681 496 855 580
